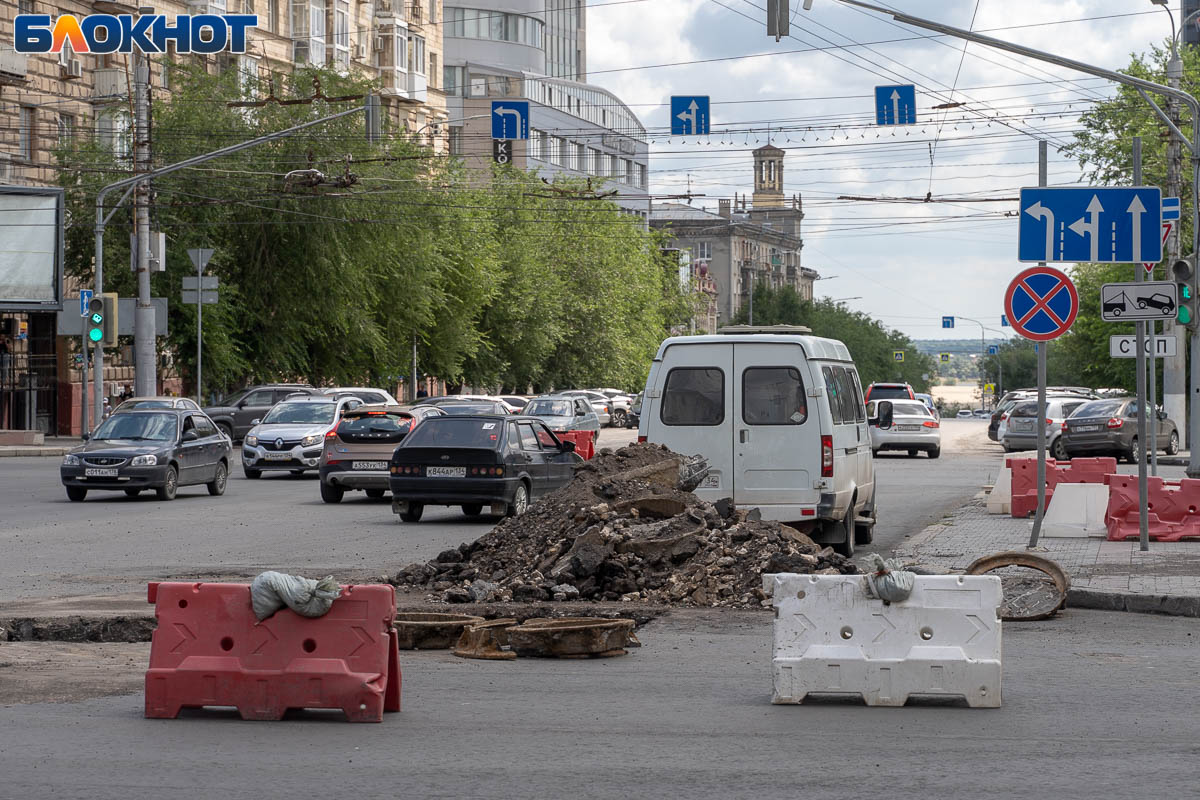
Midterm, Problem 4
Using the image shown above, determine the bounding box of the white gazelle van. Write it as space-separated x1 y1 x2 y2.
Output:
637 326 885 556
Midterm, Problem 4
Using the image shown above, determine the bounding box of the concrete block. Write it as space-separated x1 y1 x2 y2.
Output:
1042 483 1109 538
764 573 1002 708
987 466 1012 515
0 430 44 446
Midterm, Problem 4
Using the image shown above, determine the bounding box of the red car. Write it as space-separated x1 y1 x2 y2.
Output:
864 382 915 403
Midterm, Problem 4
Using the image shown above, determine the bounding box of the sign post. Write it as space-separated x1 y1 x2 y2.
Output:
186 248 214 405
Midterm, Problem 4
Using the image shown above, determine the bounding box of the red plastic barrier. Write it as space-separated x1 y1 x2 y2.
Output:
1008 457 1119 518
556 430 595 460
1105 475 1200 542
145 581 401 722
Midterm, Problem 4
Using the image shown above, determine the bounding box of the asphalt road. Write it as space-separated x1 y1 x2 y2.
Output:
1 608 1197 799
0 422 1002 604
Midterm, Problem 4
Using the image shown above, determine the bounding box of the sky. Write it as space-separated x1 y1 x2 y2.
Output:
584 0 1172 341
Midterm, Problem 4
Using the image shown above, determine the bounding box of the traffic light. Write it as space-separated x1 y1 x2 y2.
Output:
85 293 118 346
1172 257 1197 330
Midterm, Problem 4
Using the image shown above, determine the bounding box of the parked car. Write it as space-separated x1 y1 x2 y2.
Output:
914 392 939 419
112 396 201 413
626 392 643 429
499 396 530 412
1062 397 1180 463
1001 397 1090 459
559 390 613 426
990 389 1096 441
321 386 399 405
241 395 362 478
388 415 580 521
864 382 915 403
203 384 318 442
437 401 512 416
523 395 601 440
422 395 521 414
956 409 974 418
868 399 940 458
590 388 636 426
60 409 232 502
973 409 990 419
638 328 883 557
319 404 444 503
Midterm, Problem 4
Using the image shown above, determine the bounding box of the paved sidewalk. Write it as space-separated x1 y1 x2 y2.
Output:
0 437 80 457
894 494 1200 616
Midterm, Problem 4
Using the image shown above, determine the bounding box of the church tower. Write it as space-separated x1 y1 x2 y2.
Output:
751 144 785 209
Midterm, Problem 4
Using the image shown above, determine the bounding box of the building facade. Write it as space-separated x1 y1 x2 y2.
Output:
651 145 818 326
441 1 649 219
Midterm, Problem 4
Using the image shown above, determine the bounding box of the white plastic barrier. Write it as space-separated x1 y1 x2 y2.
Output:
764 573 1003 708
1040 482 1109 538
987 466 1012 515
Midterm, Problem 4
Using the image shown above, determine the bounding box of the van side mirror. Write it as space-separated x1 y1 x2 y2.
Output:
871 401 894 430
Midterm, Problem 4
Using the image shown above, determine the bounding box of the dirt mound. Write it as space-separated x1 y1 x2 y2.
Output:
391 444 859 608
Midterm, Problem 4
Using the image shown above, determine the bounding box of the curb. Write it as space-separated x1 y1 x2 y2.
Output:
1157 455 1190 467
1068 587 1200 618
0 447 71 458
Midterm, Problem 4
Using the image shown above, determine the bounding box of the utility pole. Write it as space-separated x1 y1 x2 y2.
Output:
133 31 155 397
1164 39 1186 448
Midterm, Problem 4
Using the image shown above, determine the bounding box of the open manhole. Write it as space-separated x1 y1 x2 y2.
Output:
453 618 519 660
507 617 638 658
965 551 1070 621
394 612 485 649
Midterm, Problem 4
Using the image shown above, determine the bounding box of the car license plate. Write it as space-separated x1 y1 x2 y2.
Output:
352 461 387 470
427 466 465 478
895 424 921 431
84 468 118 477
262 452 291 461
1074 425 1101 433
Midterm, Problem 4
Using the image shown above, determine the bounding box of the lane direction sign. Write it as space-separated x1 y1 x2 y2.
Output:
988 345 999 355
670 96 709 135
1018 186 1163 264
1109 334 1178 358
1001 314 1009 327
874 84 916 125
491 101 529 140
941 315 954 329
1100 281 1178 322
1004 266 1079 341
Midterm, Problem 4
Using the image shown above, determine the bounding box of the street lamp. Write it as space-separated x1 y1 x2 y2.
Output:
411 113 489 144
827 296 862 302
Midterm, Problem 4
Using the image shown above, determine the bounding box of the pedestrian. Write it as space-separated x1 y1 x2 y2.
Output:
417 386 428 399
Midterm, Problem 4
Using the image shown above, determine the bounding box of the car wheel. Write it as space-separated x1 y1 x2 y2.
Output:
506 482 530 517
854 494 875 545
927 447 941 459
611 409 627 427
1051 437 1068 461
1127 437 1141 465
66 486 87 502
124 488 141 497
320 482 344 504
1167 430 1180 456
400 502 424 522
156 466 178 501
831 510 854 557
207 462 228 496
907 448 919 458
462 503 483 517
216 422 233 442
365 488 385 499
244 467 261 479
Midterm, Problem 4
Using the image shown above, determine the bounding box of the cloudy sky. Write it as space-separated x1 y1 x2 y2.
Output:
586 0 1171 340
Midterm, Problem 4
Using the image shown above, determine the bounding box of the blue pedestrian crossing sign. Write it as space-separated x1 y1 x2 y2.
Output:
939 352 951 363
79 289 93 317
941 316 954 329
671 96 709 135
491 101 530 140
893 350 904 362
988 345 999 355
1018 186 1162 264
875 84 916 125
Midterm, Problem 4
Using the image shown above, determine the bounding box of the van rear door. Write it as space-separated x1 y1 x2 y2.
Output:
732 343 822 514
650 347 733 499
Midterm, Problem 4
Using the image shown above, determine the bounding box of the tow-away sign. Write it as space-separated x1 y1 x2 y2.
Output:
1109 335 1177 358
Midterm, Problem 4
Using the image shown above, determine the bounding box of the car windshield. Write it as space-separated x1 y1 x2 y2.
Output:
1070 400 1125 418
401 418 503 448
338 412 412 437
93 412 177 442
527 399 573 416
891 401 931 417
439 403 502 415
218 389 250 406
262 402 336 425
116 399 174 410
869 386 910 400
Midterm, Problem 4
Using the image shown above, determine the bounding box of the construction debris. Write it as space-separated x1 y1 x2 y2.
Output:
392 443 858 608
393 612 484 649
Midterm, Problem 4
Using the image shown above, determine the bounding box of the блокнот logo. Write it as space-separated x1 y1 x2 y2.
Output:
14 14 258 54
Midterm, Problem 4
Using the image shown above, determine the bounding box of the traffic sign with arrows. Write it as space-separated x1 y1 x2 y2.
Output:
670 96 709 135
491 101 529 140
1018 186 1163 264
874 84 916 125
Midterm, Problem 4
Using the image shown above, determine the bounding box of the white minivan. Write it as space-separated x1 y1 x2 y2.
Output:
637 326 888 556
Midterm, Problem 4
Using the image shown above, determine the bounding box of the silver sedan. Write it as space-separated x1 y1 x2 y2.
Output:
868 399 941 458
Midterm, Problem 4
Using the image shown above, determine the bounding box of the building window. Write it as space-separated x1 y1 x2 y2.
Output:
238 54 259 98
696 241 712 261
57 113 75 147
558 138 570 168
334 0 350 69
429 53 437 88
575 143 586 172
608 154 620 178
291 0 326 64
409 35 425 74
449 126 463 155
18 107 34 161
428 0 436 22
446 8 543 47
18 0 35 13
96 110 131 161
443 65 464 96
266 0 278 32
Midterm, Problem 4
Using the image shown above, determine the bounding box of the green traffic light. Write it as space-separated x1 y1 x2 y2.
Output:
88 327 103 342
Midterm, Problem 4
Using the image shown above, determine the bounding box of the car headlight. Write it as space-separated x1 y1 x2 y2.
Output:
130 454 158 466
245 435 258 446
301 434 322 447
62 453 79 466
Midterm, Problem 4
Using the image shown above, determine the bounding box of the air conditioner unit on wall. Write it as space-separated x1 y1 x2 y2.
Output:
353 43 366 59
61 59 82 79
373 35 385 52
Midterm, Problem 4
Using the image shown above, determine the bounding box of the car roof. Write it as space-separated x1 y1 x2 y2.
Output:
277 395 340 403
107 407 189 416
341 403 412 414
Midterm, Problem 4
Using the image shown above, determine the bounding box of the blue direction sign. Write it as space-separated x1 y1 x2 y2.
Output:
491 101 529 140
1163 196 1181 221
1018 186 1162 264
875 84 916 125
1004 266 1079 342
671 96 709 135
941 315 954 329
988 345 999 355
1001 314 1009 327
79 289 93 317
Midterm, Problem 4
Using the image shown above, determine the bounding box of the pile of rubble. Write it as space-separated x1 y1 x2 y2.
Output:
391 443 859 608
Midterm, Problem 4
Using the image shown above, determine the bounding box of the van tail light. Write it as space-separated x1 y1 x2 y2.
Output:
1107 417 1124 429
637 435 647 443
821 435 834 477
325 428 339 439
922 420 939 428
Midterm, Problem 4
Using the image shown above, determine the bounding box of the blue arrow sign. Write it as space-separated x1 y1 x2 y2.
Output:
875 84 916 125
671 96 709 135
1001 314 1009 327
1163 196 1181 221
491 101 529 140
988 345 999 355
941 315 954 329
1018 186 1162 264
79 289 93 317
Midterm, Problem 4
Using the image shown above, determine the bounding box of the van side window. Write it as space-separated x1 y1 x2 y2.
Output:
848 369 867 423
661 368 724 426
742 367 807 425
833 368 858 424
822 366 843 425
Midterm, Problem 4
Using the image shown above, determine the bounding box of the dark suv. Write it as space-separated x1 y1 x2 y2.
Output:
864 382 915 403
203 384 317 442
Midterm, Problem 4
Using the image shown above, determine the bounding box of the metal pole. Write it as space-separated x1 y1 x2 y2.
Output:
411 333 418 403
1165 45 1186 450
80 327 88 435
93 216 104 428
980 322 985 410
1134 136 1150 551
133 49 155 397
1030 140 1048 549
196 256 202 406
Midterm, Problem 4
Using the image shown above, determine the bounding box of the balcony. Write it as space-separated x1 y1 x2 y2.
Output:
376 0 407 21
92 68 128 104
0 46 28 86
382 69 426 103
